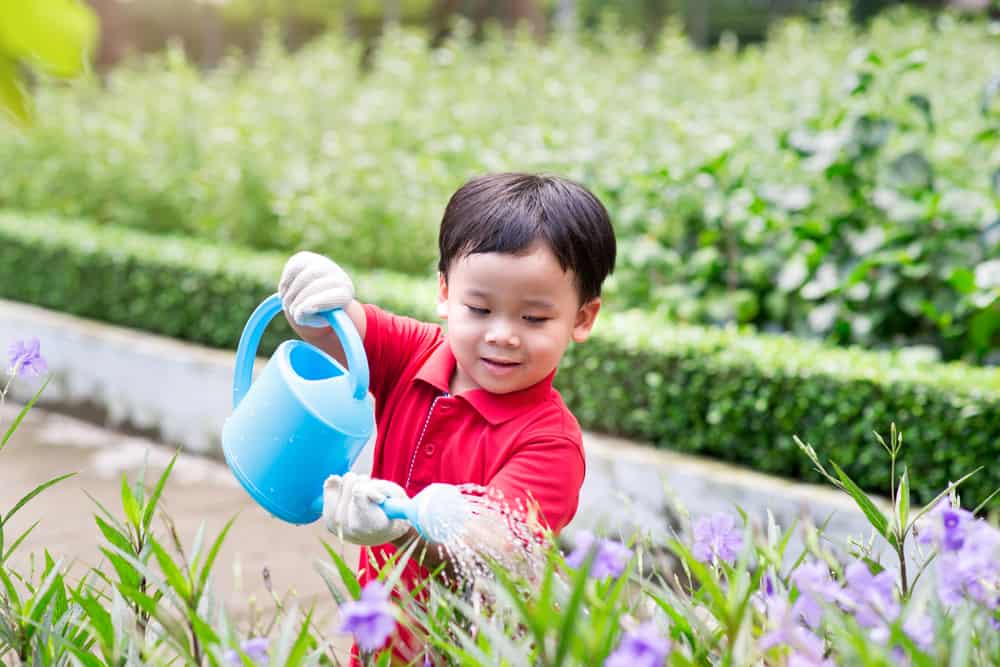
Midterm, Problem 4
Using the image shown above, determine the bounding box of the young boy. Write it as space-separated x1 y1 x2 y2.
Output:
278 172 616 662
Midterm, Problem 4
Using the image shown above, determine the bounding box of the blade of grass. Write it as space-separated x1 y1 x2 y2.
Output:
194 515 236 601
2 520 39 563
1 473 76 526
319 539 361 601
1 378 49 451
142 451 178 533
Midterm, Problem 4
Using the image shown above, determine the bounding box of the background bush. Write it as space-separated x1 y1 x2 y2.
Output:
1 212 996 509
2 9 998 361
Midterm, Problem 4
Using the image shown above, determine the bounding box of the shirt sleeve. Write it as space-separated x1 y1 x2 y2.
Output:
361 304 441 405
486 434 586 535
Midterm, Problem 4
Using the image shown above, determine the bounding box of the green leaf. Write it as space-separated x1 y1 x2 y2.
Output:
319 539 361 601
117 583 194 658
0 560 22 609
98 546 141 591
0 55 28 125
71 590 114 656
948 268 976 295
194 515 236 601
973 486 999 514
25 562 65 644
645 589 696 646
94 515 133 556
284 607 315 666
552 550 593 666
62 644 104 667
830 461 890 540
491 565 547 655
142 451 178 532
150 538 192 602
1 472 75 526
120 474 141 529
0 0 97 78
188 613 221 646
668 538 729 616
887 621 936 667
2 520 39 563
895 468 910 535
1 376 49 451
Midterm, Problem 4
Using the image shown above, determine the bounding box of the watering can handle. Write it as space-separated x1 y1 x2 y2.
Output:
231 293 369 408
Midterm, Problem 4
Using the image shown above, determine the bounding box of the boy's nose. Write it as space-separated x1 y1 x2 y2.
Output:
485 323 519 348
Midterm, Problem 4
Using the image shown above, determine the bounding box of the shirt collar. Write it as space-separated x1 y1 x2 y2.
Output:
414 341 556 425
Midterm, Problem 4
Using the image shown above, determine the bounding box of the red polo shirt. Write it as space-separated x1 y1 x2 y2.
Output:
353 304 585 659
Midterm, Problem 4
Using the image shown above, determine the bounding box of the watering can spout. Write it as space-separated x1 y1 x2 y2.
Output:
380 484 469 544
222 293 375 525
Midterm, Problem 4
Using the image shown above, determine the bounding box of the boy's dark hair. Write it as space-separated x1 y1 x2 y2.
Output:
438 173 616 303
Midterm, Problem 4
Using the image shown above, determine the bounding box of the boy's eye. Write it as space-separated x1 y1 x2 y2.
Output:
466 305 490 316
523 316 550 324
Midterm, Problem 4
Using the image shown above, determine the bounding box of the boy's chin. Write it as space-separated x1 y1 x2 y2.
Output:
470 366 542 395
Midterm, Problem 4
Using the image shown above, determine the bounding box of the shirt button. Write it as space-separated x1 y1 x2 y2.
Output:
424 443 436 456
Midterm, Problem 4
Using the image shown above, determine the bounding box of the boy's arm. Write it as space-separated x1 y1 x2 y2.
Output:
486 434 586 535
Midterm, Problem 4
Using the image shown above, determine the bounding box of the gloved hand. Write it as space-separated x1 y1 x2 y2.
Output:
278 251 355 328
322 472 411 546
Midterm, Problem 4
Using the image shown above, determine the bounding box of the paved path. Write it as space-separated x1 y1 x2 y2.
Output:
0 400 358 659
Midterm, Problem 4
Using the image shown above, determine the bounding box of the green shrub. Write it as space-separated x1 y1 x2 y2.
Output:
1 211 997 509
2 10 999 361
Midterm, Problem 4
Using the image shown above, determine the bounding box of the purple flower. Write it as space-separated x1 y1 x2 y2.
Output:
565 531 632 579
903 613 935 653
919 499 975 553
917 500 1000 609
790 560 838 628
605 622 671 667
691 513 743 565
7 339 47 377
758 594 832 666
339 581 396 652
751 572 778 615
935 520 1000 607
840 560 899 629
224 637 269 665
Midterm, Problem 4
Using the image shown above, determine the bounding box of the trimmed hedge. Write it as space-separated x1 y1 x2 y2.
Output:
1 212 997 508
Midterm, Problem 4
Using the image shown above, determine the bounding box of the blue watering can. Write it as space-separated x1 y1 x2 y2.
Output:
222 293 375 525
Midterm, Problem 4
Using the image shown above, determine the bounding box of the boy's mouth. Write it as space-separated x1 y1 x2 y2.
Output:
481 357 521 374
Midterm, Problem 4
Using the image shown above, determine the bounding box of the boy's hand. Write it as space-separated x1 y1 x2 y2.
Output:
278 251 355 328
322 472 410 546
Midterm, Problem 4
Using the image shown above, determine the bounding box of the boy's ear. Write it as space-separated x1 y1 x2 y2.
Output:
572 297 602 343
437 273 449 319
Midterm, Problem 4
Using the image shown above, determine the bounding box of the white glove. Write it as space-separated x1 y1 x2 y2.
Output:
278 251 355 328
322 472 411 546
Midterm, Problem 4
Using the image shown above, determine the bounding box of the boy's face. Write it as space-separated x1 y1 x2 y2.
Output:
438 242 601 395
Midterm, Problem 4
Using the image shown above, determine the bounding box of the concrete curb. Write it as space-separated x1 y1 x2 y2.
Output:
1 298 884 551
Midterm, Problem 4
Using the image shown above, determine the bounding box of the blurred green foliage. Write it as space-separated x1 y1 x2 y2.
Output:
2 8 997 361
0 211 997 508
0 0 96 124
